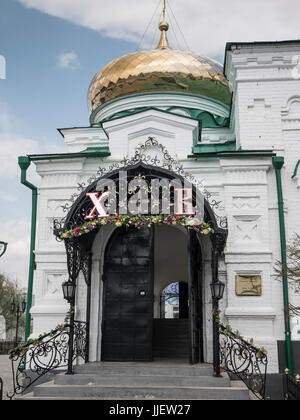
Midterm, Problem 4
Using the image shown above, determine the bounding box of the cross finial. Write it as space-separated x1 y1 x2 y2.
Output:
156 0 170 49
163 0 166 20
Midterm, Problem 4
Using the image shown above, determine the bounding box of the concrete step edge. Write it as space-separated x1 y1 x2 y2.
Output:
56 373 225 379
35 383 247 391
74 364 212 369
17 395 243 401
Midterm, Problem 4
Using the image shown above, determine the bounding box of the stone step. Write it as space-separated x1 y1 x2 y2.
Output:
73 363 213 377
32 382 249 400
14 362 251 400
54 373 231 388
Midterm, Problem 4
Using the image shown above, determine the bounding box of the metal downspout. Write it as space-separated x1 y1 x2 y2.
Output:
272 156 294 376
18 156 38 342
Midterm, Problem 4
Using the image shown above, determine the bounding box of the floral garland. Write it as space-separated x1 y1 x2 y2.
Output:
212 308 268 359
59 214 214 240
9 307 75 359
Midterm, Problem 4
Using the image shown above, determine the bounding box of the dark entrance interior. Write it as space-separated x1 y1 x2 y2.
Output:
153 282 189 359
101 226 203 363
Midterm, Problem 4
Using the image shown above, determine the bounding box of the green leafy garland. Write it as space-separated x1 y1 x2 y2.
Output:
59 214 213 240
9 307 75 359
212 308 268 359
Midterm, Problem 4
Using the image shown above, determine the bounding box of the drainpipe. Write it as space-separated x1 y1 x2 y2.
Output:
18 156 38 342
272 156 293 376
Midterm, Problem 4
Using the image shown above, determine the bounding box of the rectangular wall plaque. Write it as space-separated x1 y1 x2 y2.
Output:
235 275 262 296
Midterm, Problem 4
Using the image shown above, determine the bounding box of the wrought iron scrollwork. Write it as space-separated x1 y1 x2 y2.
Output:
81 252 92 287
65 239 85 282
211 230 228 255
219 324 268 400
54 136 228 232
7 321 87 399
73 321 88 361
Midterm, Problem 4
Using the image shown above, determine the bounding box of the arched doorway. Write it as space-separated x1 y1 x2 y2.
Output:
55 157 227 367
101 223 204 363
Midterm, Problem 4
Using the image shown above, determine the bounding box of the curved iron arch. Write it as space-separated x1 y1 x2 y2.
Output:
53 161 228 288
56 161 227 252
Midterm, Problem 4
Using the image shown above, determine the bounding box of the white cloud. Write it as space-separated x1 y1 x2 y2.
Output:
57 51 80 69
17 0 300 57
0 102 67 179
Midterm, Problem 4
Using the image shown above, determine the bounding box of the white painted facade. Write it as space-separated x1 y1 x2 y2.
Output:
28 41 300 373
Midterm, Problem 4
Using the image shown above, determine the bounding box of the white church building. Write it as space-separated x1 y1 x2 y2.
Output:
19 12 300 378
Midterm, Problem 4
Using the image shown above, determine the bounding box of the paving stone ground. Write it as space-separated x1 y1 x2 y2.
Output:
0 355 14 400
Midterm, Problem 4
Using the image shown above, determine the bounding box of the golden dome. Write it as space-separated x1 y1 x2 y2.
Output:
88 11 231 113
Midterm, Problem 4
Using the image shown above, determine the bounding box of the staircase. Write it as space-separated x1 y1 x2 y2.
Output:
153 319 189 358
17 360 250 400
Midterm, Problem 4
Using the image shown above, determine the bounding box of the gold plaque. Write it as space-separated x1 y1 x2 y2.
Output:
235 275 262 296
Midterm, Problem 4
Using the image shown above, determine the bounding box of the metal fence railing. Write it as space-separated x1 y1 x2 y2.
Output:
8 320 87 399
219 323 268 400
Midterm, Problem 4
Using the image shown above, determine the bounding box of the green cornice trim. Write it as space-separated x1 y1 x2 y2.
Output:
188 149 276 159
94 106 229 137
99 105 229 129
27 147 111 161
90 91 231 124
192 140 236 154
81 146 110 155
100 106 201 125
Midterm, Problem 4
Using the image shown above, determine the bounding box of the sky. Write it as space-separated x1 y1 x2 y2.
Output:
0 0 300 288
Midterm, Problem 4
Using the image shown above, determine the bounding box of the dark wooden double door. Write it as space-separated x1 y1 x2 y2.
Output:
101 226 203 364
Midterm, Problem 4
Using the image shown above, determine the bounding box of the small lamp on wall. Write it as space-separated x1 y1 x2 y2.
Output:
62 280 76 304
62 279 76 375
210 279 225 378
210 280 225 301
